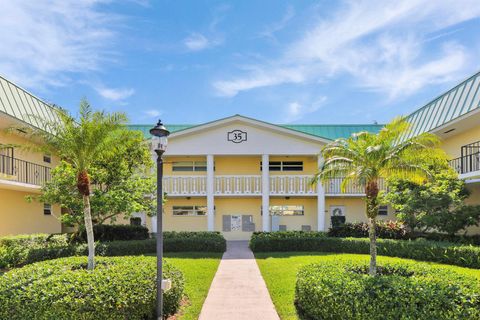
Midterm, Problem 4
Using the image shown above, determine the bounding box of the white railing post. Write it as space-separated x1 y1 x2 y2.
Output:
317 155 326 231
262 154 270 231
207 155 215 231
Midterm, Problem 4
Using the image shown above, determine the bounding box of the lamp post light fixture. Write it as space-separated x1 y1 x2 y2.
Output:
149 119 170 320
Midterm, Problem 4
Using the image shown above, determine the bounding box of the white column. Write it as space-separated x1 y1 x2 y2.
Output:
317 155 326 231
207 154 215 231
262 154 270 231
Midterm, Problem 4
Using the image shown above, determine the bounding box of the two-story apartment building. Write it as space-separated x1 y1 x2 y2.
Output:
1 70 479 239
0 76 62 236
130 117 390 240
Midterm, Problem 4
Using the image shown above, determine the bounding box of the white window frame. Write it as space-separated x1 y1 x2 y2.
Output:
172 205 207 216
43 154 51 164
172 161 208 172
269 205 304 216
261 161 304 172
378 205 388 216
43 203 52 215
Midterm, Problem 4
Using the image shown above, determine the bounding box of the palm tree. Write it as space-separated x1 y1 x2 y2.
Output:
25 99 127 269
313 117 442 276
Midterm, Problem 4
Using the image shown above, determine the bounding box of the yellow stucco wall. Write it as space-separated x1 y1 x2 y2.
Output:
270 197 317 231
214 197 262 240
162 198 208 231
0 189 62 236
324 197 396 229
0 131 58 167
163 156 207 176
440 126 480 158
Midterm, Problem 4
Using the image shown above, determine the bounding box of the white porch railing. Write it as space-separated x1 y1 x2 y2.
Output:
215 175 262 195
269 175 316 195
162 175 382 196
163 175 207 196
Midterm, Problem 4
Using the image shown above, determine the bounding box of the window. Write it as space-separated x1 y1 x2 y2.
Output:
378 205 388 216
172 205 207 216
269 205 304 216
43 204 52 215
43 154 51 163
172 161 208 172
261 161 303 171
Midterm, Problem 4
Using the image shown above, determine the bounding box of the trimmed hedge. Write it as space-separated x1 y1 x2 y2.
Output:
0 256 184 320
249 232 480 268
327 222 480 244
327 221 408 239
1 231 226 269
163 231 226 252
296 260 480 320
0 234 74 268
76 224 149 242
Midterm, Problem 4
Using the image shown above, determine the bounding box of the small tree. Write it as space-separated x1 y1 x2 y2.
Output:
33 128 155 226
385 169 470 233
314 117 442 276
23 99 127 270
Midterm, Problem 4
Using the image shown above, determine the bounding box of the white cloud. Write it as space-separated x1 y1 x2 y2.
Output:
259 5 295 41
214 0 480 98
95 87 135 101
184 33 211 51
143 109 162 118
184 32 223 52
284 96 327 122
0 1 119 89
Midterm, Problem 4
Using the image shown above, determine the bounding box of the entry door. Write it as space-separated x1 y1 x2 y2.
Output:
222 214 255 232
271 215 280 231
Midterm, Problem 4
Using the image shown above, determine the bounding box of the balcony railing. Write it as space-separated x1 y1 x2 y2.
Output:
448 140 480 175
449 153 480 174
162 175 381 196
270 175 316 195
0 154 51 186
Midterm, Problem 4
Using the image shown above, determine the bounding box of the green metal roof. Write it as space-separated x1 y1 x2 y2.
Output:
406 70 480 139
128 122 383 141
0 75 60 129
281 124 383 140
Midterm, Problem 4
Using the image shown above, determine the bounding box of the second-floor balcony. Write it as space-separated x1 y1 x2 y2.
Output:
162 175 383 197
0 154 51 187
448 140 480 177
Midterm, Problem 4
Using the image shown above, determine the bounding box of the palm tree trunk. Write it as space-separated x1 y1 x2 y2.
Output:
366 180 379 276
83 194 95 270
368 216 377 276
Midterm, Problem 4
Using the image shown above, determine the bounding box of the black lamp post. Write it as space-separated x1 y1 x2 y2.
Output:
149 119 170 320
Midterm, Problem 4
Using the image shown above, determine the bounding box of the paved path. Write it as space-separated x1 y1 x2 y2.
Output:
199 241 280 320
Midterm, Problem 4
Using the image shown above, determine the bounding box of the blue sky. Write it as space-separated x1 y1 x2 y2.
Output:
1 0 480 125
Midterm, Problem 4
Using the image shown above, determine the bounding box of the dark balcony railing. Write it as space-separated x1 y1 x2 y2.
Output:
449 153 480 174
449 140 480 174
0 154 51 186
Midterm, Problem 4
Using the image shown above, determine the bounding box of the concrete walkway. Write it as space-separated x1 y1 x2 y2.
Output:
199 241 280 320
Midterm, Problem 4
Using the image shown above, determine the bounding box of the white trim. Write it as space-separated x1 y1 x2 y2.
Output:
262 154 270 231
207 155 215 231
169 115 332 144
317 155 326 232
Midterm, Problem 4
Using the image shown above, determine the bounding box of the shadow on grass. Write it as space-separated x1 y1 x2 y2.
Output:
145 252 224 259
254 251 338 260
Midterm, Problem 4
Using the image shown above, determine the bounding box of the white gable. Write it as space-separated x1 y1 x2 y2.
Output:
165 119 325 156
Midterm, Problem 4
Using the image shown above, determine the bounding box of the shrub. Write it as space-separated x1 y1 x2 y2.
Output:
76 224 149 242
0 256 184 320
249 232 480 268
0 233 74 268
1 232 226 269
327 220 408 239
295 260 480 320
163 231 226 252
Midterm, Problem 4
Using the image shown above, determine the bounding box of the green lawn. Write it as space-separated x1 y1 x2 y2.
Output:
165 252 222 320
255 252 480 320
